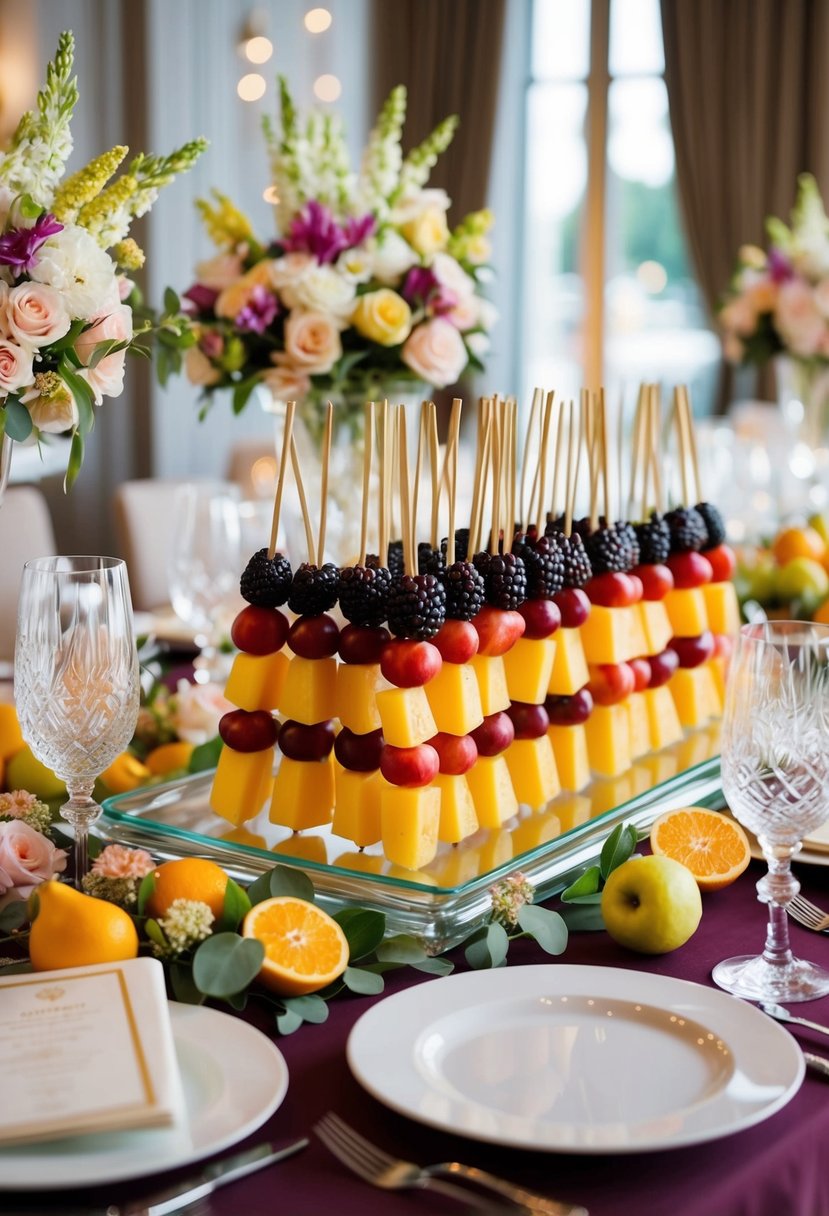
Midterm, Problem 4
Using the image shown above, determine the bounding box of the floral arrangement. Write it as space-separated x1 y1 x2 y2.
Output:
720 174 829 367
167 79 496 430
0 791 66 911
0 32 205 486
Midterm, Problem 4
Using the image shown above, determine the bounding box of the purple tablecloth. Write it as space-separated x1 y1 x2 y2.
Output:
11 861 829 1215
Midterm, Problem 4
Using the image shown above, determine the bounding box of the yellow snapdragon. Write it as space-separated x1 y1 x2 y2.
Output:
196 190 254 250
52 145 128 222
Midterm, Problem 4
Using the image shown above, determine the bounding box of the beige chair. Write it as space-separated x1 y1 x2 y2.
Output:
113 479 189 612
0 486 57 662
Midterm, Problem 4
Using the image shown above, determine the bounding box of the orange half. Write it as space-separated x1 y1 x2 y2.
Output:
650 806 751 891
242 895 349 995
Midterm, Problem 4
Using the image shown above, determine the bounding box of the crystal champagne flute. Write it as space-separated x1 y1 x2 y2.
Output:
14 556 139 880
713 620 829 1001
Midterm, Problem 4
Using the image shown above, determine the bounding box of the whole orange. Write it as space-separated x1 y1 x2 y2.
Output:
145 857 229 920
771 525 825 566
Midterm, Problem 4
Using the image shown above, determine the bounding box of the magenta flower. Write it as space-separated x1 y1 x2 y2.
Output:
199 329 225 359
236 285 279 334
768 247 794 284
282 201 376 264
343 213 376 248
403 266 457 316
0 212 63 276
184 283 220 313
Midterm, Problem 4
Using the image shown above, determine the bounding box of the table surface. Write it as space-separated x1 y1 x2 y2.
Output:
8 857 829 1216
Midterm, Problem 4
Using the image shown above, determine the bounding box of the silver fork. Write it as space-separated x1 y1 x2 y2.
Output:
787 894 829 932
315 1111 587 1215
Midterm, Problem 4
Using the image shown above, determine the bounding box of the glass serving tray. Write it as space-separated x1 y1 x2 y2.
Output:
101 725 724 953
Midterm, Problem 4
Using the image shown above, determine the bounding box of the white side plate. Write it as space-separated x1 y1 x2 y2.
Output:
348 964 803 1153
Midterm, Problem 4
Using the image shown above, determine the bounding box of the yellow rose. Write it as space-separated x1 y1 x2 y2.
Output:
400 207 450 256
462 234 492 265
351 289 412 346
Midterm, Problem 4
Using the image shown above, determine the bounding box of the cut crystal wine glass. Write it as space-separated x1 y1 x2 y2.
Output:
14 556 139 880
713 620 829 1002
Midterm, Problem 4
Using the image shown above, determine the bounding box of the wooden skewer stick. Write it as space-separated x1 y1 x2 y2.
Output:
490 399 503 554
316 402 333 567
641 385 653 520
535 391 555 537
411 401 427 559
550 396 566 522
585 390 600 531
468 408 492 559
358 401 374 567
446 401 462 566
599 388 611 524
518 390 541 530
507 396 517 539
627 383 647 521
289 434 316 563
564 399 578 537
397 403 414 577
429 400 443 550
678 385 702 502
649 383 664 515
672 386 690 506
616 387 625 523
268 399 296 559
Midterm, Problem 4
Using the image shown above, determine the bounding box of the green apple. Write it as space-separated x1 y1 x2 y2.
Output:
809 513 829 546
601 855 702 954
774 557 829 609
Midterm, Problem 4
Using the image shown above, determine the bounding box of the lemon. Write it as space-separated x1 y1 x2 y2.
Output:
29 881 139 971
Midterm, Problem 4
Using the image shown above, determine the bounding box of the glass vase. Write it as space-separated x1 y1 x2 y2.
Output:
775 355 829 503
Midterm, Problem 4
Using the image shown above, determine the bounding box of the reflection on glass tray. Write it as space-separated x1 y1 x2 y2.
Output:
102 725 723 952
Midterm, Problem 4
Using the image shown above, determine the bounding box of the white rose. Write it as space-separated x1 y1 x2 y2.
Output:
431 252 475 300
196 253 244 292
271 252 315 308
366 230 418 285
290 265 356 324
3 282 70 349
336 247 373 284
172 679 233 745
21 379 79 433
402 318 468 388
466 331 490 359
392 188 452 225
73 304 133 403
30 224 120 320
0 339 33 393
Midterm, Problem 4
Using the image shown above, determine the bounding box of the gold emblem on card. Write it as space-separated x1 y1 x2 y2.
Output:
35 986 65 1002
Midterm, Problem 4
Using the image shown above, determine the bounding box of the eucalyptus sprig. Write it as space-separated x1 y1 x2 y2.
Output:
461 872 569 970
557 822 641 931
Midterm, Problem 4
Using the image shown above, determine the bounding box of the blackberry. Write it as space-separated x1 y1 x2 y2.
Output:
545 515 566 537
520 534 566 598
442 559 486 621
665 506 707 553
696 501 726 550
338 564 392 627
616 520 640 569
287 562 339 615
474 550 528 610
634 512 671 566
387 539 404 578
441 527 470 562
577 518 631 575
386 573 446 639
240 548 292 607
551 532 592 588
418 541 445 575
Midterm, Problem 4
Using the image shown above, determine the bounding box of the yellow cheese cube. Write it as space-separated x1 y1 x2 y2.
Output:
469 655 510 715
548 627 589 695
548 724 591 791
639 750 680 788
332 850 386 876
210 744 273 825
337 663 383 734
433 845 481 888
225 651 288 711
506 736 560 808
590 771 636 816
702 582 741 636
376 684 438 747
332 766 383 847
627 691 651 759
269 755 335 829
642 685 683 749
710 654 727 705
627 607 648 660
435 773 479 843
580 605 640 665
664 587 708 637
278 656 338 724
219 825 267 849
465 754 519 828
474 827 514 874
555 794 592 832
511 808 562 853
272 833 328 864
671 665 721 729
638 600 673 657
380 781 440 870
426 662 484 735
585 703 631 778
503 637 557 705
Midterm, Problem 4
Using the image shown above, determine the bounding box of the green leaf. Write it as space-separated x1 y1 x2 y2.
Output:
315 977 346 1000
225 988 248 1011
334 908 385 961
192 932 264 998
18 194 42 218
464 922 509 970
600 823 638 879
266 864 315 903
215 877 251 932
0 901 28 933
164 286 181 314
3 396 32 442
275 1007 304 1035
375 934 429 965
188 735 223 773
516 905 568 955
246 869 275 907
144 918 167 949
137 870 156 916
88 337 129 369
412 956 454 976
63 429 84 492
559 904 606 931
156 342 172 387
232 377 259 416
168 962 206 1005
0 960 32 975
282 993 329 1023
48 317 85 353
563 892 604 905
561 865 601 902
343 966 384 995
58 357 96 436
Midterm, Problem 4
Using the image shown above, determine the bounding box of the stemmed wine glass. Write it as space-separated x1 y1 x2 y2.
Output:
713 620 829 1002
14 556 140 881
167 482 241 683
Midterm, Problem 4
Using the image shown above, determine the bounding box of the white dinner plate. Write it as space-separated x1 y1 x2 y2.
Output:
0 1002 288 1190
347 965 804 1153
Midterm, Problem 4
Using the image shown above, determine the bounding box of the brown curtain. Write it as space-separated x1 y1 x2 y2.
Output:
661 0 829 411
372 0 506 228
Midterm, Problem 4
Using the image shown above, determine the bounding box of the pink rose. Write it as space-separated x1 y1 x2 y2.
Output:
172 679 234 744
774 280 825 357
0 339 33 392
74 304 133 404
402 318 468 388
0 820 66 903
263 359 312 402
196 252 244 292
283 309 342 374
3 282 70 349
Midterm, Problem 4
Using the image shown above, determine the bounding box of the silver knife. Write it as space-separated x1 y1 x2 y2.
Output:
5 1138 309 1216
804 1052 829 1080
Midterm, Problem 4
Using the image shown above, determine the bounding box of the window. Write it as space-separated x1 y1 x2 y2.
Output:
522 0 720 414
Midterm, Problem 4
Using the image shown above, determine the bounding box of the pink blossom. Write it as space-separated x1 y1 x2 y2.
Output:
0 820 66 904
73 304 133 403
774 279 826 357
92 843 155 879
0 790 37 816
402 318 468 388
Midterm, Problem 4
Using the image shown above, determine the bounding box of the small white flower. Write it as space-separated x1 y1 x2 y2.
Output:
336 247 373 284
366 230 418 285
29 223 120 320
290 264 356 324
466 331 490 359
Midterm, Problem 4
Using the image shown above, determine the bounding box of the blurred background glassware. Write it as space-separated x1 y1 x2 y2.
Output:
14 556 139 879
167 481 242 682
713 620 829 1002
